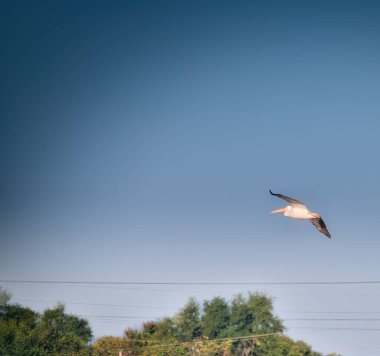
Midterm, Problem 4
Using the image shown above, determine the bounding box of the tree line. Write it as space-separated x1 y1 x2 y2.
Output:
0 287 340 355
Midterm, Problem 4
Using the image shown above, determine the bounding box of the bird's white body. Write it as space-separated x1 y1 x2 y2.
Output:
284 205 315 220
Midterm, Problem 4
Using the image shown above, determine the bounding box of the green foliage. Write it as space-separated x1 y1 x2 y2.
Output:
175 297 202 340
34 303 93 355
110 292 333 355
190 338 233 355
0 304 39 355
202 296 230 338
0 287 11 305
93 335 130 355
0 302 92 355
229 293 253 336
250 334 323 356
0 289 338 355
153 317 178 340
245 292 283 333
228 292 284 338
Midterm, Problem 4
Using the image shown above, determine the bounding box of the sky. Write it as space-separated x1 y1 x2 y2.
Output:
1 0 380 354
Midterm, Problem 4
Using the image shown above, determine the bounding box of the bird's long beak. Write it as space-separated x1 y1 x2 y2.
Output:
270 207 287 214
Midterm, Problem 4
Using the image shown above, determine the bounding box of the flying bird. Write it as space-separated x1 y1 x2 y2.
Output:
269 190 331 238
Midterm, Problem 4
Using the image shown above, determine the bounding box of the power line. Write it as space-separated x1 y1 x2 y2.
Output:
14 299 177 310
15 299 380 314
281 311 380 314
291 326 380 331
81 315 380 321
85 319 380 327
77 314 380 325
286 318 380 321
101 332 282 352
83 315 159 319
2 279 380 285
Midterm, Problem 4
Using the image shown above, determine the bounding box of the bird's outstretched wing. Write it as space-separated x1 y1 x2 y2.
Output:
309 217 331 238
269 190 304 205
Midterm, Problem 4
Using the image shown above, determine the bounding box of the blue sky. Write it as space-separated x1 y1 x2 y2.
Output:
1 1 380 354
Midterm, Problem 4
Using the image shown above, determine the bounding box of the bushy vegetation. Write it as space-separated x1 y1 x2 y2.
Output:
93 292 324 356
0 287 92 356
1 287 339 355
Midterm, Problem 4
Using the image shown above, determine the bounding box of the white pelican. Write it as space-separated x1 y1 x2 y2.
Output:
270 190 331 238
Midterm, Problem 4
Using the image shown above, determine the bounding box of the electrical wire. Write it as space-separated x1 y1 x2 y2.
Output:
14 298 177 310
291 326 380 331
80 315 380 322
14 299 380 314
286 318 380 321
2 279 380 285
97 332 282 352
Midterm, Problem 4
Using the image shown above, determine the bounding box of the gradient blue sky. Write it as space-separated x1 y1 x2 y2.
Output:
1 1 380 354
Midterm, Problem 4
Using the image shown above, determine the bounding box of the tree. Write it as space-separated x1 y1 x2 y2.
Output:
93 335 130 355
34 303 92 354
0 287 11 305
245 292 283 333
0 304 39 355
114 292 337 356
190 338 233 356
0 302 92 355
222 293 283 355
229 293 254 336
154 316 178 340
174 298 202 341
202 297 230 338
251 334 322 356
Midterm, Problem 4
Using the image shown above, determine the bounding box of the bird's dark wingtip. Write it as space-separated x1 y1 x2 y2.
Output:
269 189 274 195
